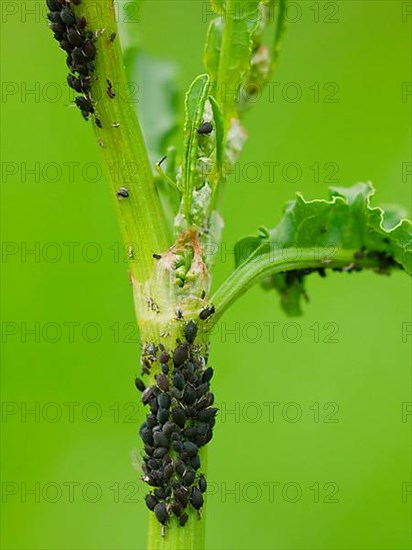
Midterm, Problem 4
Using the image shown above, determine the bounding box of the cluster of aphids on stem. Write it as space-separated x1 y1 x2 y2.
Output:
46 0 102 127
135 321 216 533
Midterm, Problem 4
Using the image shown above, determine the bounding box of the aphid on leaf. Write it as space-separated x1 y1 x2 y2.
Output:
182 469 196 487
106 78 116 98
134 377 146 392
74 95 94 113
110 32 117 42
199 304 215 320
145 493 157 511
47 0 61 11
173 345 188 366
153 431 169 448
157 392 171 410
198 474 207 493
153 502 169 525
184 320 197 344
47 11 62 23
77 16 87 30
153 253 162 260
191 487 204 510
83 40 96 59
116 187 129 199
60 7 76 27
158 350 170 364
66 27 82 46
197 121 213 135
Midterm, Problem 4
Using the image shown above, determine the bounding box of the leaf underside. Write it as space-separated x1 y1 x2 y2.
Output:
234 182 412 315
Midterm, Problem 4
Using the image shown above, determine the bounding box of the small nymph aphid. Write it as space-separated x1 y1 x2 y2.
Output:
116 187 129 199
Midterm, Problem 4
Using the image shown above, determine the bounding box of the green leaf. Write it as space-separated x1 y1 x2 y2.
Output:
181 74 210 223
204 0 261 118
210 183 411 322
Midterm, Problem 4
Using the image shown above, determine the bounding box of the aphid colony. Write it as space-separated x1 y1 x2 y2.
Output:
46 0 99 125
135 320 216 531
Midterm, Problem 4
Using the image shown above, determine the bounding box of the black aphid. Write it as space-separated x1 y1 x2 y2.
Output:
141 386 156 405
174 487 189 507
162 421 177 437
153 253 162 260
47 0 61 11
145 493 157 511
153 502 169 525
60 7 76 27
182 441 198 457
202 366 214 382
171 499 183 517
153 432 169 448
156 373 169 392
106 78 116 98
198 474 207 493
156 409 170 425
191 487 204 509
153 447 168 459
83 40 96 59
199 305 215 320
184 320 197 344
74 96 94 113
134 377 146 392
95 117 102 128
159 351 170 364
110 32 117 42
173 345 188 366
67 74 83 93
47 11 62 23
163 463 174 479
154 487 170 500
78 16 87 30
157 393 171 410
179 513 189 526
197 407 218 423
172 372 185 391
50 22 65 39
182 470 196 487
183 384 197 405
191 454 201 470
71 46 85 64
171 407 186 428
197 121 213 135
140 426 153 446
116 187 129 198
175 460 185 476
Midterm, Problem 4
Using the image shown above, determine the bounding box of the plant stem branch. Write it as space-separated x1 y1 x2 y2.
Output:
216 0 234 119
209 248 393 326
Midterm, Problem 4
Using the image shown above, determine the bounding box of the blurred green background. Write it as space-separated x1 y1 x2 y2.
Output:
1 1 411 549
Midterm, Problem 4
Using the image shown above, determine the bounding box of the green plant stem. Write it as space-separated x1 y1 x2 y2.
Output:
75 0 169 283
209 248 395 326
